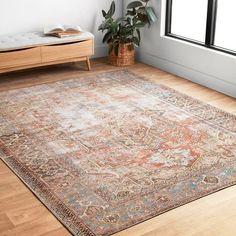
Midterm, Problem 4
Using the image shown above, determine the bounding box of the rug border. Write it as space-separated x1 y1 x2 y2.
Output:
0 69 236 236
124 69 236 132
0 145 95 236
0 157 77 235
2 152 236 236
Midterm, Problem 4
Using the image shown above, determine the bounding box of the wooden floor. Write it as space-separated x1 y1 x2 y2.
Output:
0 58 236 236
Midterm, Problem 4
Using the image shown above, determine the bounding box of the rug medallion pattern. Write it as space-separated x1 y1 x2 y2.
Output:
0 70 236 235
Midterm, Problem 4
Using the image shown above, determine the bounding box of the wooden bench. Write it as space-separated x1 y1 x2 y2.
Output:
0 31 94 73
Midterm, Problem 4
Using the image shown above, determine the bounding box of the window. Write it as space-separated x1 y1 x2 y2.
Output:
171 0 208 42
214 0 236 52
166 0 236 56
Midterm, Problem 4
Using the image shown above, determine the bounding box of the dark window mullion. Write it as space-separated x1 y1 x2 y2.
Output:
165 0 173 34
205 0 218 46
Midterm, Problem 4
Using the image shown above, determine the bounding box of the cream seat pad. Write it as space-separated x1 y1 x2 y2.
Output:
0 31 94 52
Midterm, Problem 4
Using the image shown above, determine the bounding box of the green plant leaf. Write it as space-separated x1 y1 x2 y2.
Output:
135 22 146 28
110 22 118 33
103 31 112 43
136 6 146 14
107 1 116 17
146 7 157 22
126 17 131 24
136 29 141 42
127 1 143 9
98 24 103 31
98 19 111 32
98 23 107 31
137 13 149 24
126 8 137 16
102 10 107 17
132 36 140 46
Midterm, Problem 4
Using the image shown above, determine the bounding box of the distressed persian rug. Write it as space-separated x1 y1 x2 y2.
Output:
0 70 236 236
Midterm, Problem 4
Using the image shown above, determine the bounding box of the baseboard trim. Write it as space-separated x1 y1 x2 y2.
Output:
136 49 236 98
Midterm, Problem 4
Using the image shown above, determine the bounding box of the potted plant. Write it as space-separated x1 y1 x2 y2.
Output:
98 0 157 66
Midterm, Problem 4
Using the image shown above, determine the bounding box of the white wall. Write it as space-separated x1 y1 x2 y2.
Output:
0 0 122 58
2 0 235 97
124 0 236 98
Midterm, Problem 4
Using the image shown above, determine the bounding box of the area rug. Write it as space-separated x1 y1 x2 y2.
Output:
0 70 236 236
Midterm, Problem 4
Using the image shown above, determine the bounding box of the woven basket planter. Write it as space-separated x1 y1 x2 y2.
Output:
108 43 135 66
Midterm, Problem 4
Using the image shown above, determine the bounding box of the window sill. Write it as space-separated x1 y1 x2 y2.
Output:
163 33 236 57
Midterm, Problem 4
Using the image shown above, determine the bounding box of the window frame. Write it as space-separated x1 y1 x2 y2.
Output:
165 0 236 56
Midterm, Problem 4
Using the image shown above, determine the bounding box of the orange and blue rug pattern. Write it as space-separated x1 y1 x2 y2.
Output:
0 70 236 235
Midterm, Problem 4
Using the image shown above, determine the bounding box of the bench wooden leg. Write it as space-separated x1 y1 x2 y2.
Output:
86 56 91 71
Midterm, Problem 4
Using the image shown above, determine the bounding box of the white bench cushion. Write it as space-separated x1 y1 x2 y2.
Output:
0 31 94 52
